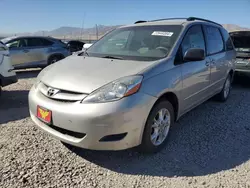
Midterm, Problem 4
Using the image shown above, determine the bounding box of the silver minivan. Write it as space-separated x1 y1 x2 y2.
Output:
1 36 70 69
29 17 236 153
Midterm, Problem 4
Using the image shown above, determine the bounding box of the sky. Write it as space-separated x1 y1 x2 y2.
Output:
1 0 250 33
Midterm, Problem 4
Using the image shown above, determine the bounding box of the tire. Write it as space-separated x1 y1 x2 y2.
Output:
139 100 174 153
0 86 2 96
215 74 232 102
48 55 63 65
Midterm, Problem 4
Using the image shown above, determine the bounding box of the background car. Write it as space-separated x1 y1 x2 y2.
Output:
230 31 250 74
0 41 17 94
66 40 85 53
1 36 71 69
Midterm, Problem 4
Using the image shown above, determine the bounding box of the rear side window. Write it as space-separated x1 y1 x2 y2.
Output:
27 38 44 47
181 25 206 57
40 39 54 46
203 25 224 55
220 29 234 51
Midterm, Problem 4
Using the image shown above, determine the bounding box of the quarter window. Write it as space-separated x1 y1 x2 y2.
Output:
204 26 224 55
181 25 206 57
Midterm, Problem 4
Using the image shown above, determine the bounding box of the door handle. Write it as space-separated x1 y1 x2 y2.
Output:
205 61 210 66
210 59 216 65
23 49 29 53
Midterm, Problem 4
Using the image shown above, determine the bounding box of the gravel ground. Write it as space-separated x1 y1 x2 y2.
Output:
0 69 250 188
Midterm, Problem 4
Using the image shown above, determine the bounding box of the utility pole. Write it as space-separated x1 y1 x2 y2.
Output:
80 12 86 41
95 24 98 40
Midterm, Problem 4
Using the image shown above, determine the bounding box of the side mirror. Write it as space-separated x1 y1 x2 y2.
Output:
82 43 92 50
183 48 205 62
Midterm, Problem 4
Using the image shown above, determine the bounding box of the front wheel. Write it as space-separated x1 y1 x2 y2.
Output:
216 75 232 102
139 100 174 153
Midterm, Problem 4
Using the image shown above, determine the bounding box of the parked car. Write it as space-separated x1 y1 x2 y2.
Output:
1 36 71 69
0 41 17 94
230 31 250 74
66 40 85 53
29 17 236 153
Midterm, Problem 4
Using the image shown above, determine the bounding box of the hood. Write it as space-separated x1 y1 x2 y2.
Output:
230 31 250 54
40 55 155 94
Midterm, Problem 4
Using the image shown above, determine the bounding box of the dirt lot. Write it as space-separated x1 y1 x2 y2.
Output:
0 70 250 188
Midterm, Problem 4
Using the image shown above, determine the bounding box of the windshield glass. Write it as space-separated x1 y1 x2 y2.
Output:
86 25 183 61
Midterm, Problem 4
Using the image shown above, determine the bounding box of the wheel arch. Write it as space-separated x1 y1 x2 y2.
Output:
154 91 179 122
229 69 234 82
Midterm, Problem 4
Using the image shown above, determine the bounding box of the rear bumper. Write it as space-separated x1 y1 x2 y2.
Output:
0 75 17 87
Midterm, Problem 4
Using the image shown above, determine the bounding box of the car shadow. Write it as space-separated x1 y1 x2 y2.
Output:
15 68 41 79
233 73 250 88
65 76 250 177
0 90 29 125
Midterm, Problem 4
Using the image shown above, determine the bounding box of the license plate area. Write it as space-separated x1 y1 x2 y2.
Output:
37 106 52 124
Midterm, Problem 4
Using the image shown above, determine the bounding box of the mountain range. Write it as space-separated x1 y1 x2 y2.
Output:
1 24 250 40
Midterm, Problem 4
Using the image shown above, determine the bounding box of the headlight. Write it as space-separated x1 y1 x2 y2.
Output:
82 75 143 103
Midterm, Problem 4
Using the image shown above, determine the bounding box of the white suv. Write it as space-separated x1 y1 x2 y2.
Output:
0 41 17 94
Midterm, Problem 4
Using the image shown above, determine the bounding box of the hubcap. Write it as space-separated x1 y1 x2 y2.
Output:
51 58 58 63
223 77 231 98
151 108 171 146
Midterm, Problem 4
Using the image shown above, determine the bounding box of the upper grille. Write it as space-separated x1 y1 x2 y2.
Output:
39 82 88 102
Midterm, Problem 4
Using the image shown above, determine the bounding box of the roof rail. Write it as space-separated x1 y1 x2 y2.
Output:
150 18 187 22
187 17 222 27
134 17 222 26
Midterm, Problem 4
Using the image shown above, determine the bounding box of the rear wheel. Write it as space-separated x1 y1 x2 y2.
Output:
139 100 174 153
48 55 63 65
216 75 232 102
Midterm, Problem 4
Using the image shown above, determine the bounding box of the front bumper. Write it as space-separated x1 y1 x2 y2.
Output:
0 75 17 87
28 86 157 150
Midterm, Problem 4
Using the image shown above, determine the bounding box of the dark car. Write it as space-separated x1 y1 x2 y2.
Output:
66 40 85 53
230 31 250 74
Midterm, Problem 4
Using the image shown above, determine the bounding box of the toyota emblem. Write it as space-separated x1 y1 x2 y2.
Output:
47 87 59 97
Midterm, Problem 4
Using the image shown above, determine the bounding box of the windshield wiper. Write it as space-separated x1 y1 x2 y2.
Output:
77 50 89 56
101 55 123 60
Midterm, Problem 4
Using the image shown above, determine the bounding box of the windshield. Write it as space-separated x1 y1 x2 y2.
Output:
0 37 16 44
86 25 183 61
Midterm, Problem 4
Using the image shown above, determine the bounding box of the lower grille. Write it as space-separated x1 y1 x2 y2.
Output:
48 124 86 139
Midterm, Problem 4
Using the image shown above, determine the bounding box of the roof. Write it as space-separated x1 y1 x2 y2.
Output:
229 30 250 35
0 35 56 43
